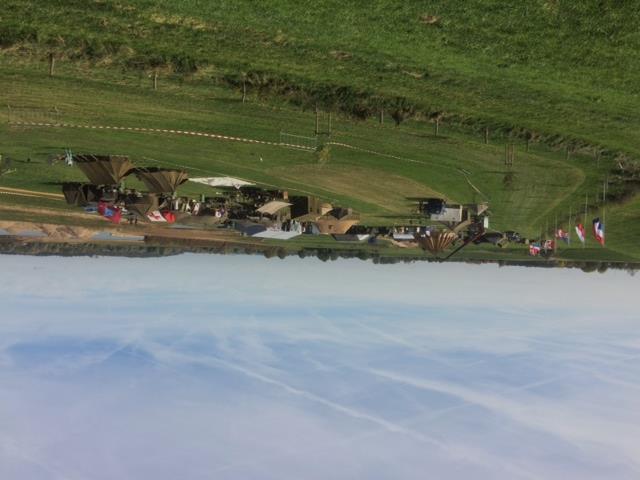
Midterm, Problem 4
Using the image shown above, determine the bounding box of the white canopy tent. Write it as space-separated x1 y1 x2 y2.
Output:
252 230 301 240
189 177 254 189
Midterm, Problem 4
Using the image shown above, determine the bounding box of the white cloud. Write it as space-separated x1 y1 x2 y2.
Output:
1 255 639 479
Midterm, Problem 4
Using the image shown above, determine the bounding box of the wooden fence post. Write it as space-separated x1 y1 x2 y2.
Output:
242 77 247 104
504 144 515 166
48 53 56 77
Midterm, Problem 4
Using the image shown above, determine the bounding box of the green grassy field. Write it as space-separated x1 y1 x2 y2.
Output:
3 0 640 156
1 1 639 262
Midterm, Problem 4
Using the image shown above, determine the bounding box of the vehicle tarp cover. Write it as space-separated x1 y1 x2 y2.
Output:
256 200 292 216
136 168 188 193
74 155 135 185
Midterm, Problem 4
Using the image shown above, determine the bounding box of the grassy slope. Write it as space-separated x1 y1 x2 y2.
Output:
1 1 638 261
0 65 637 261
2 0 640 157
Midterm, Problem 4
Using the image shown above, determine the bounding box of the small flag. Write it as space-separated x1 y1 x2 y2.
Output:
593 218 605 246
575 224 586 244
529 243 541 256
147 210 167 222
555 229 570 244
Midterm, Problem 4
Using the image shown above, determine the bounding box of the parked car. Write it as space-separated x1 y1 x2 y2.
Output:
504 231 523 243
421 198 446 216
475 232 508 247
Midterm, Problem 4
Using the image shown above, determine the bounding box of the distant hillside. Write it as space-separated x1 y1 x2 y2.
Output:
2 0 640 158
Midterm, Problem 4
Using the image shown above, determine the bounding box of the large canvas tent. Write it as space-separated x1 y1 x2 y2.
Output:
135 168 189 193
62 183 102 206
417 231 458 254
74 155 135 185
125 193 166 219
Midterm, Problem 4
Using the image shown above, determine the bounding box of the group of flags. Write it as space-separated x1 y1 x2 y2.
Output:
531 218 605 256
573 218 605 246
529 239 555 256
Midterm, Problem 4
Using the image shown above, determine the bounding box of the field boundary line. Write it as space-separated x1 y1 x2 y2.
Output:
9 121 316 152
11 121 464 172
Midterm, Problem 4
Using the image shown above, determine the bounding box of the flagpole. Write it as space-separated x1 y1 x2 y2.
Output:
568 206 572 245
554 214 558 253
603 178 607 246
584 193 588 248
545 219 548 240
602 178 606 229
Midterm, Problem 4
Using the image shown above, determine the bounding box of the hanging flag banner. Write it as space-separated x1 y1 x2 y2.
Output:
97 202 122 224
161 210 176 223
146 210 167 222
555 229 570 244
575 224 586 244
592 217 605 246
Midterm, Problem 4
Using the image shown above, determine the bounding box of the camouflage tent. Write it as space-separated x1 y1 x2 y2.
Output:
290 196 333 220
74 155 135 185
62 183 102 206
417 231 459 254
125 193 166 219
135 168 189 193
314 207 360 235
315 217 360 235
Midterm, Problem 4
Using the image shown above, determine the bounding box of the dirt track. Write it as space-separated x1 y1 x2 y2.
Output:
0 203 245 244
0 187 64 200
0 203 102 221
0 189 247 244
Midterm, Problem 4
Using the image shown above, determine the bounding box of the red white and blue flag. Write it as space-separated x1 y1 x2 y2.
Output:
529 243 541 256
98 202 122 224
593 218 605 246
575 224 586 244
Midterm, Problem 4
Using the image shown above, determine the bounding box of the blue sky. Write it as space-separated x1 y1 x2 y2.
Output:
1 254 639 479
